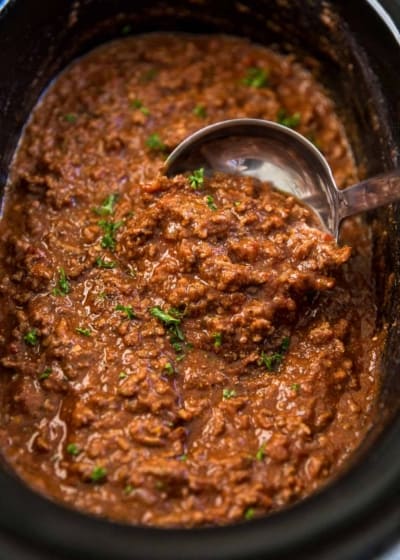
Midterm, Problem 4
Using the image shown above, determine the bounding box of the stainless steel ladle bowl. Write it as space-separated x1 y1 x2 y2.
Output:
166 118 400 240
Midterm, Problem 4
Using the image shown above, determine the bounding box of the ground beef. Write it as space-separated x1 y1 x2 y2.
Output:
0 33 380 527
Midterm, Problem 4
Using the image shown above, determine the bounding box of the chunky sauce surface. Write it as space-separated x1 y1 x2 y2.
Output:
0 34 379 527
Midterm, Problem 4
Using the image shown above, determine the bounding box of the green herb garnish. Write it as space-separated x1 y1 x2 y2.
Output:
52 267 70 296
193 104 207 118
150 306 186 354
66 443 80 456
164 362 175 376
291 383 300 392
259 337 290 372
119 371 128 380
146 133 166 152
206 195 217 211
90 466 107 482
76 327 91 337
277 109 301 129
189 168 205 190
130 99 150 116
39 367 52 380
124 484 134 494
115 304 136 320
98 220 123 251
222 388 237 400
213 332 222 348
242 67 269 88
24 329 38 346
94 194 118 216
244 507 255 521
64 113 77 123
178 454 187 462
96 257 116 269
255 444 266 461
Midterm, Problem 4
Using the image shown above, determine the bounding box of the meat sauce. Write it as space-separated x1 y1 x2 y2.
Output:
0 34 380 527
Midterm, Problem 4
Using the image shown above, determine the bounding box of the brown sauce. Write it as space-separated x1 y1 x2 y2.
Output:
0 34 380 527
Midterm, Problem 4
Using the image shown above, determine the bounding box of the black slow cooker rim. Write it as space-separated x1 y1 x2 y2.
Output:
0 1 399 559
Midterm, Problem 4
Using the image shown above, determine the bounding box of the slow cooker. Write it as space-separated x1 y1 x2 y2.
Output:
0 1 399 558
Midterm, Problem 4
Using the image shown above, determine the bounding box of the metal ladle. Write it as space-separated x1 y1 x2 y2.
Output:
165 118 400 240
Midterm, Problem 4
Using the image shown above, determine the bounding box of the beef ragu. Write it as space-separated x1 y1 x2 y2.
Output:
0 34 380 527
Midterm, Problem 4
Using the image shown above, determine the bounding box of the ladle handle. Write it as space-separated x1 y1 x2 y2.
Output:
338 169 400 221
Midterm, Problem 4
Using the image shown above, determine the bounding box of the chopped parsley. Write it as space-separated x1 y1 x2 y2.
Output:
39 367 52 380
98 220 123 251
206 195 217 211
164 362 175 376
52 267 70 296
259 337 290 372
277 109 301 129
189 168 205 190
90 466 107 482
244 507 255 521
66 443 80 456
178 454 187 462
222 388 237 400
96 257 116 269
124 484 134 495
24 329 38 346
130 98 150 116
213 332 222 348
291 383 300 392
150 306 186 355
64 113 77 123
93 194 118 216
255 444 266 461
242 67 269 88
75 327 91 337
146 133 166 152
193 103 207 118
119 371 128 379
115 304 136 320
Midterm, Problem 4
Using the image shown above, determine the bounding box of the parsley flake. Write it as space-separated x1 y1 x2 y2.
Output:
206 195 217 211
291 383 300 392
189 168 205 190
66 443 80 456
150 306 186 355
146 133 166 152
119 371 128 380
193 104 207 118
115 304 136 320
255 444 266 461
277 109 301 129
124 484 134 494
24 329 38 346
222 388 237 400
76 327 91 337
130 99 150 116
64 113 77 123
39 367 52 380
164 362 175 376
93 194 118 216
52 267 70 296
258 337 290 372
213 332 222 348
242 67 269 88
244 507 255 521
96 257 116 269
90 466 107 482
98 220 123 251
